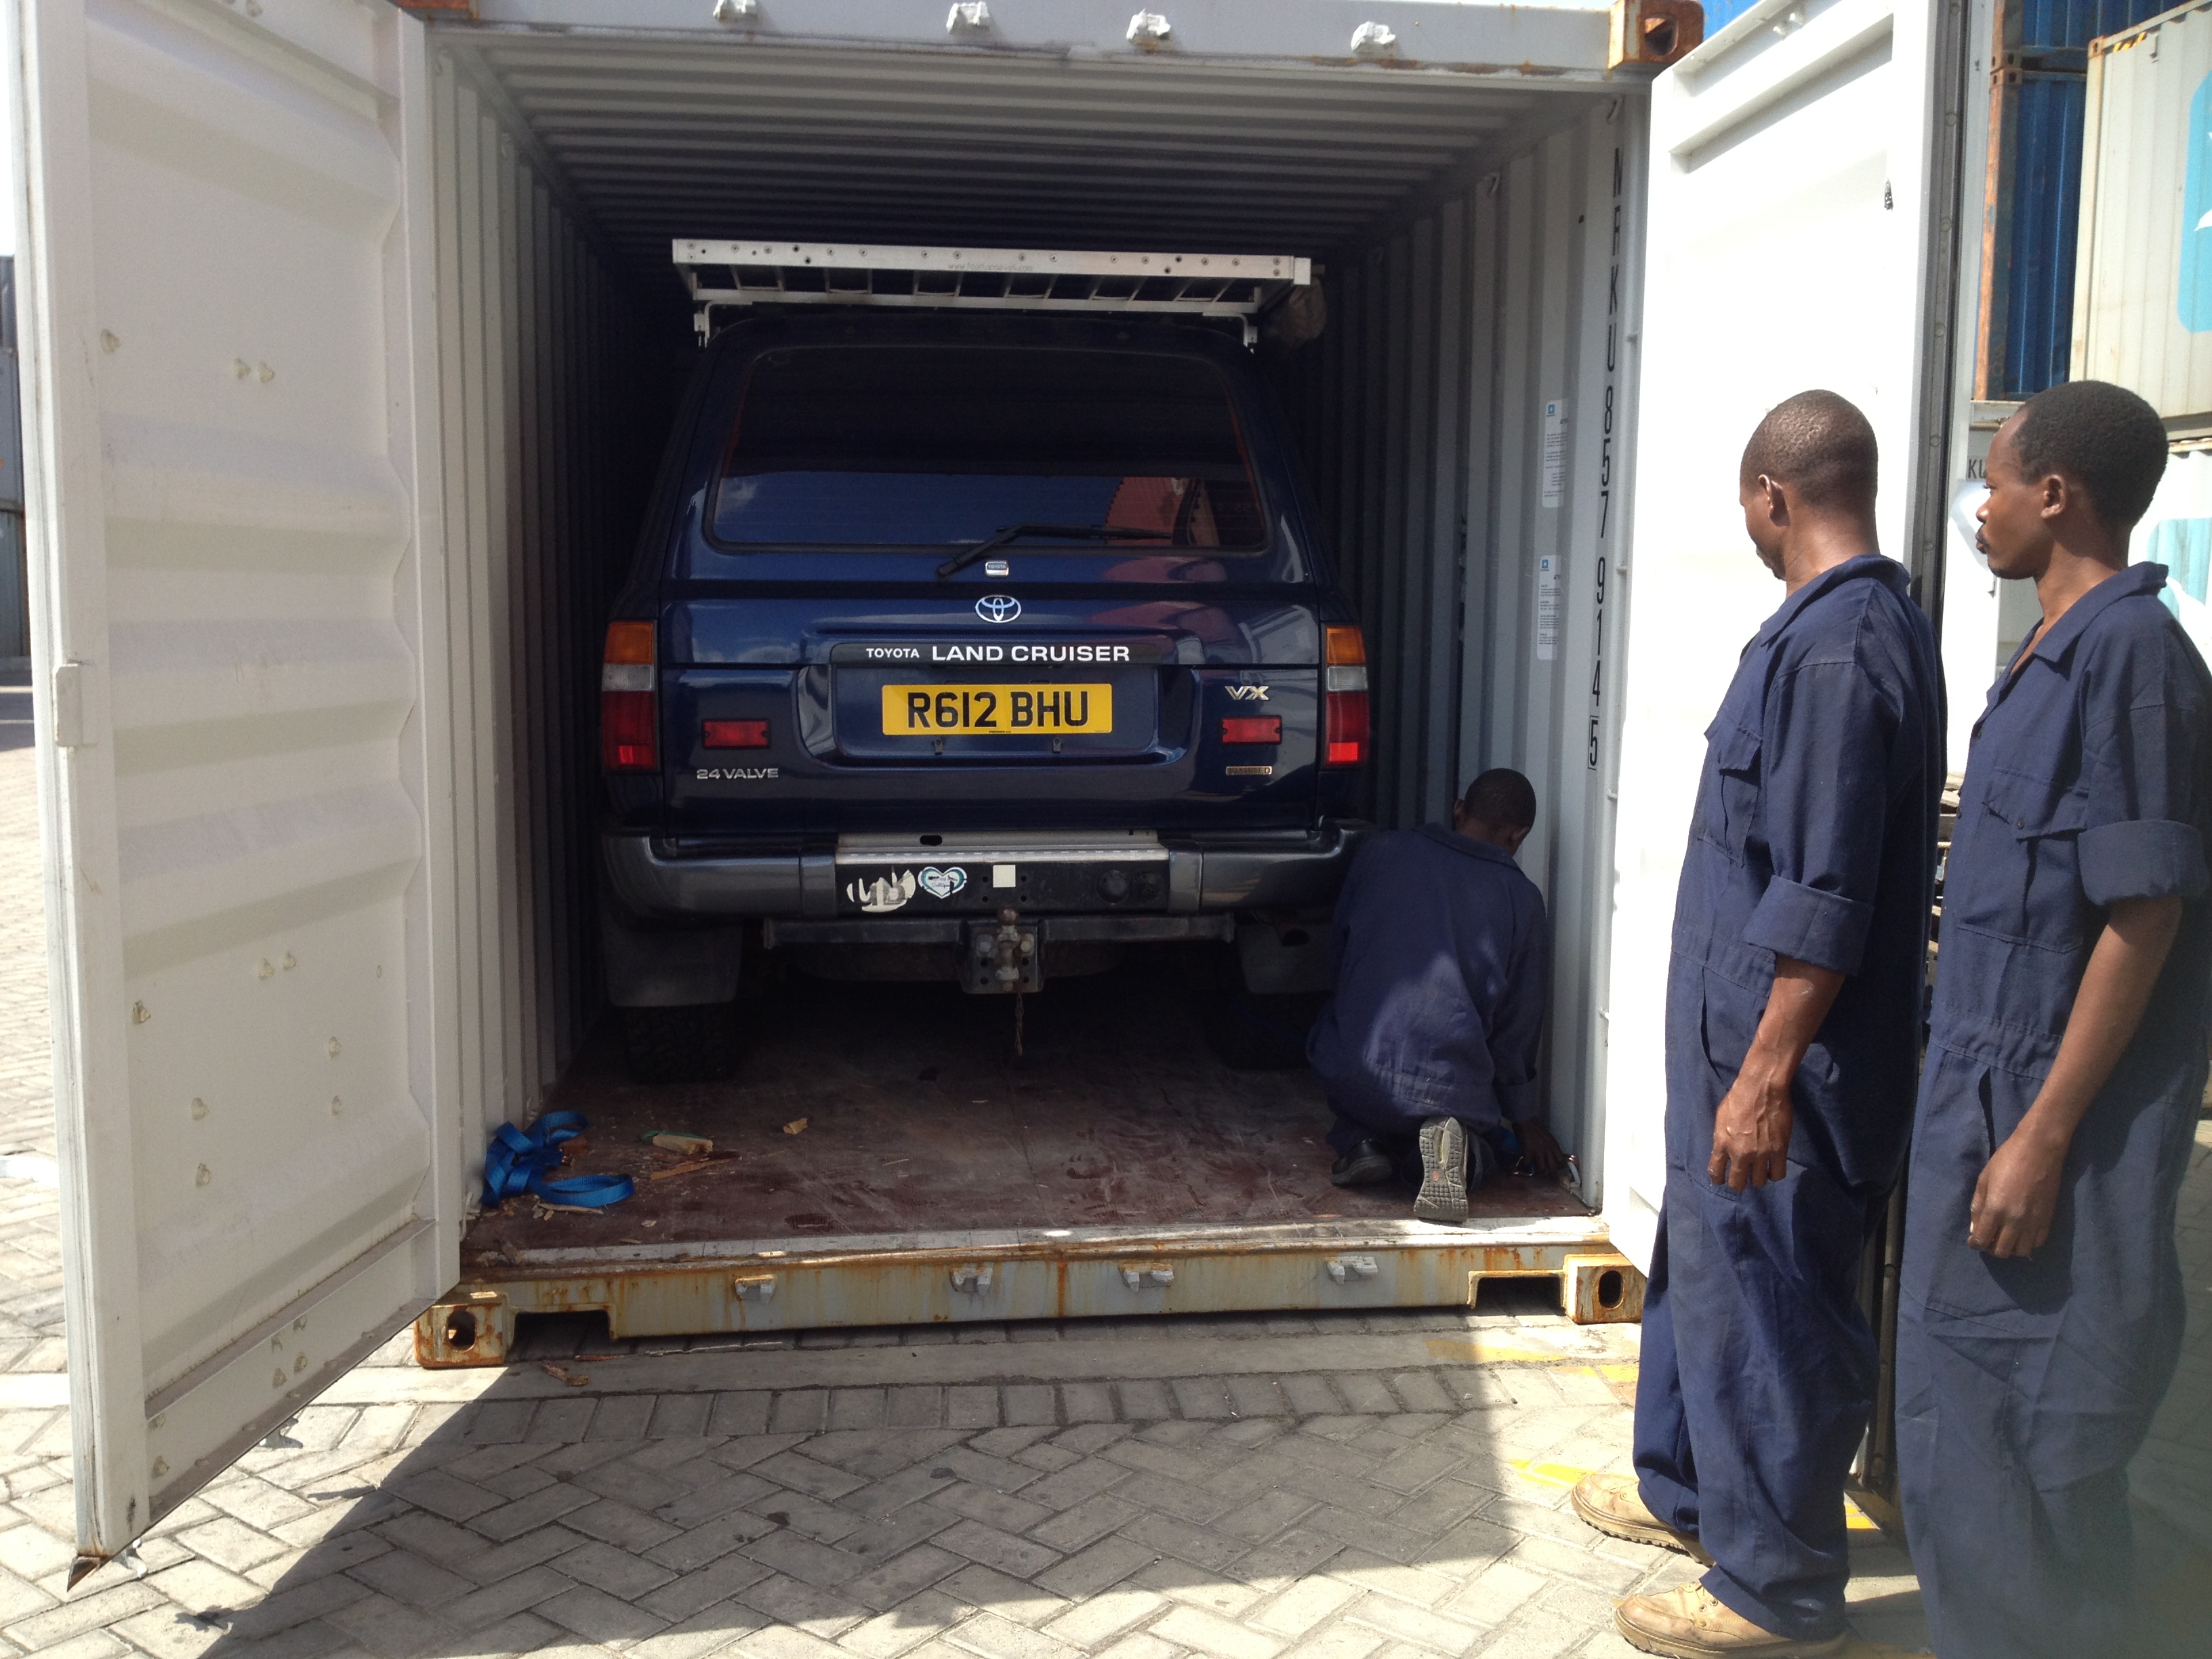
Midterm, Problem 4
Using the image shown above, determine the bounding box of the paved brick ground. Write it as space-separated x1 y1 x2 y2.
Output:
0 738 2198 1659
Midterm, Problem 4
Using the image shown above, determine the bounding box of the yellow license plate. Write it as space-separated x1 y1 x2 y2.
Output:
881 682 1113 736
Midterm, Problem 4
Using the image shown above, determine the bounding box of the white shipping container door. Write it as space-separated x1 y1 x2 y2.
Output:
9 0 455 1565
1605 0 1964 1267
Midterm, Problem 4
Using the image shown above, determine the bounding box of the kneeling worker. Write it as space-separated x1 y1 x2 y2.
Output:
1305 769 1567 1221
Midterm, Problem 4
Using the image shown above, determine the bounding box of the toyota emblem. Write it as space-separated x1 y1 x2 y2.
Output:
975 594 1022 624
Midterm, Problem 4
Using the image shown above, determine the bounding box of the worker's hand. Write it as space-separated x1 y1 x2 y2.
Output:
1708 1069 1793 1191
1515 1117 1568 1179
1969 1127 2065 1258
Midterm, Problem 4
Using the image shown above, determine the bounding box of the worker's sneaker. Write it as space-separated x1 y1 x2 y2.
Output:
1571 1471 1712 1563
1614 1585 1845 1658
1330 1139 1393 1188
1414 1116 1468 1221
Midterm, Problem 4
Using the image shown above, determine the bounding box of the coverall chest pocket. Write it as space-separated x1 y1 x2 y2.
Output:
1959 768 2090 941
1693 721 1763 865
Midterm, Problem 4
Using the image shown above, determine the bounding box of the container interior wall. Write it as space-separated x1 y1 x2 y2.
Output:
1275 98 1644 1181
428 57 665 1164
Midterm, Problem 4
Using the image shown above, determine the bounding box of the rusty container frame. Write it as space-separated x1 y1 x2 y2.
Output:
415 1218 1643 1367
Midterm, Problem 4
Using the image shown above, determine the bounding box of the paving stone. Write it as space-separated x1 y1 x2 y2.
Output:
1150 1605 1284 1659
1056 1386 1115 1427
945 1389 1000 1431
933 1517 1062 1580
567 1497 687 1552
1041 1588 1166 1649
985 1389 1046 1429
771 1393 833 1435
886 1389 945 1429
1250 1575 1361 1639
1111 1382 1171 1422
737 1570 869 1638
470 1481 597 1542
639 1549 777 1623
838 1588 968 1658
347 1544 476 1607
442 1563 578 1631
537 1580 676 1644
942 1610 1082 1659
709 1395 774 1438
843 1544 964 1614
628 1602 769 1659
559 1538 683 1599
933 1564 1070 1628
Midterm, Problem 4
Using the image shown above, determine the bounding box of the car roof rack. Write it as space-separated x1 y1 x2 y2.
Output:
675 240 1311 346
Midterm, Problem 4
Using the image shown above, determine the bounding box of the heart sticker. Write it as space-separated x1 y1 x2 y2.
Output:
918 866 968 900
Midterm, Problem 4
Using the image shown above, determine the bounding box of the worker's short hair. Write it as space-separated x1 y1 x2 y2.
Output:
1461 769 1536 832
2011 380 2169 533
1740 390 1879 512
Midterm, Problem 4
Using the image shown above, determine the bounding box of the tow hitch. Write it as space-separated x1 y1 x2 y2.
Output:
963 909 1041 994
964 909 1042 1057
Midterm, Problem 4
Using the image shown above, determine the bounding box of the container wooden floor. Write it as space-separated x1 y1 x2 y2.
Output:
462 962 1589 1264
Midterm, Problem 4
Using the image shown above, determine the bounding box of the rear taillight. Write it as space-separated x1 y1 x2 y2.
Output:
1221 716 1283 745
1324 626 1368 769
601 621 658 772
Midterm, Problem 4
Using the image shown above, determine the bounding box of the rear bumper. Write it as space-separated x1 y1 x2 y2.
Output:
603 821 1368 921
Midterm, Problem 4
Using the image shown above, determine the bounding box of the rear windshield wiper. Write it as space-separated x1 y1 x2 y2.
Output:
935 523 1162 581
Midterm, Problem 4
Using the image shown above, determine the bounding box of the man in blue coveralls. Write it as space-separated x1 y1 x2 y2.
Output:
1896 381 2205 1658
1572 392 1944 1656
1306 769 1567 1221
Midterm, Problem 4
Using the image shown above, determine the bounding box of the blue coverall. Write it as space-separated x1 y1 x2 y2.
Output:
1634 554 1944 1641
1305 824 1548 1168
1898 560 2212 1658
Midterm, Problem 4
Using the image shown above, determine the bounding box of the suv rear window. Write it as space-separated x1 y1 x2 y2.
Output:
709 346 1267 550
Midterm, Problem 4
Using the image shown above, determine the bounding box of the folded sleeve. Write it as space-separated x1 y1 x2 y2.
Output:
2078 630 2211 906
1742 657 1896 976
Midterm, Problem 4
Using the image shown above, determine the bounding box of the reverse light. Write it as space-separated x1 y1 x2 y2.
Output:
1221 716 1283 745
1324 626 1368 768
703 719 771 750
601 621 659 772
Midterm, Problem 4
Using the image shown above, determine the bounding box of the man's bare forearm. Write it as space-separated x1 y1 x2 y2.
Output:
2021 895 2180 1153
1743 956 1847 1090
1709 955 1845 1189
1971 895 2182 1256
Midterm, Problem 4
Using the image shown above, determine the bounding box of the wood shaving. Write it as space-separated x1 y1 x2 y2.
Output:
782 1118 808 1135
647 1155 737 1182
540 1364 590 1387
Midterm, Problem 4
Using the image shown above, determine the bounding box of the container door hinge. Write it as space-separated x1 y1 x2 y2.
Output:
1119 1264 1174 1290
731 1274 777 1301
1324 1254 1380 1284
949 1265 995 1294
52 661 94 747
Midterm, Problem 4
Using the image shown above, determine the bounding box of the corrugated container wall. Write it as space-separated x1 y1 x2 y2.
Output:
428 56 663 1164
2074 1 2212 427
1276 99 1639 1167
1977 0 2172 399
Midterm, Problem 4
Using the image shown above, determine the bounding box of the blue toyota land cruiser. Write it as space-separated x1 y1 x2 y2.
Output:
599 307 1368 1080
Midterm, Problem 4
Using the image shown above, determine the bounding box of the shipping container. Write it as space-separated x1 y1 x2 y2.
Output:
1973 0 2171 401
2074 0 2212 427
8 0 1980 1568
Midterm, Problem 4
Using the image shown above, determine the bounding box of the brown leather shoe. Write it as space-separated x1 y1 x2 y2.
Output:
1570 1471 1713 1563
1614 1584 1846 1658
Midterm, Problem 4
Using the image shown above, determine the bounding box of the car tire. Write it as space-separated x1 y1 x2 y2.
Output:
1193 945 1321 1071
620 1002 741 1084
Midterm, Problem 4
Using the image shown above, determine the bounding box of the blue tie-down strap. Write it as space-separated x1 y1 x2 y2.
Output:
482 1111 634 1209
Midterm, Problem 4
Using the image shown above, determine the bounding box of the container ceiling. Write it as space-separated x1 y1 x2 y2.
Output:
442 32 1599 291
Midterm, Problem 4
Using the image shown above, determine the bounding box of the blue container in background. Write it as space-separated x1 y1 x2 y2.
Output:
1980 0 2176 401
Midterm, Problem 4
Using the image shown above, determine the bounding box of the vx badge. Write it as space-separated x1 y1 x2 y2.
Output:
975 594 1022 624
